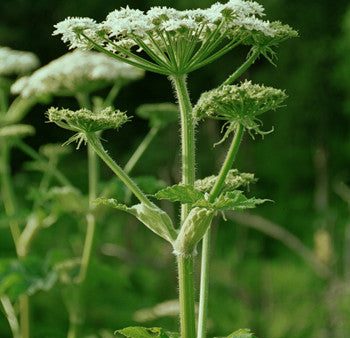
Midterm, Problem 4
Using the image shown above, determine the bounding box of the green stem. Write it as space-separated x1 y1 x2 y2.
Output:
0 89 8 114
222 48 260 86
172 75 195 219
77 144 98 283
124 127 159 174
1 296 20 338
0 142 20 251
197 124 245 338
19 296 30 338
172 74 196 338
86 133 152 207
76 93 91 110
99 127 159 200
15 140 72 187
177 256 197 338
104 83 122 108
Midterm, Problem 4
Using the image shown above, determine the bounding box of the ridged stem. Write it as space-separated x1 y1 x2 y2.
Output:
172 74 196 338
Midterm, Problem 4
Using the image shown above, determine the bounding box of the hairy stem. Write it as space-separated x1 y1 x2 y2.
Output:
222 48 260 86
1 296 20 338
172 74 196 338
99 127 160 201
197 124 244 338
86 133 152 207
172 75 195 218
177 256 197 338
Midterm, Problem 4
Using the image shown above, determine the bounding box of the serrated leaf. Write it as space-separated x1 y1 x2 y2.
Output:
212 191 269 211
115 327 171 338
0 256 57 301
155 185 204 204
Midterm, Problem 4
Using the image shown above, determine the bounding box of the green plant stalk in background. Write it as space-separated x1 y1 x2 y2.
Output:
197 124 245 338
0 93 36 338
197 51 258 338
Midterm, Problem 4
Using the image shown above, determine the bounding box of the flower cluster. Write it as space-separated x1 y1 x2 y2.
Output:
136 103 178 129
11 50 144 98
194 80 287 138
47 106 128 133
0 46 39 76
53 1 297 75
195 169 256 193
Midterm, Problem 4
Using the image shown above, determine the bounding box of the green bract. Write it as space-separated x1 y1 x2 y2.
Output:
47 107 128 133
136 103 178 129
194 80 287 140
53 1 297 75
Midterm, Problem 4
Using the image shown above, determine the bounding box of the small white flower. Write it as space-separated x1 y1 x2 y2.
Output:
103 7 149 37
53 17 101 49
235 16 275 36
12 50 144 98
0 47 39 76
53 1 296 74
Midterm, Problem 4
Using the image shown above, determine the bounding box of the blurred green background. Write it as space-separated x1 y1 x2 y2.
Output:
1 0 350 337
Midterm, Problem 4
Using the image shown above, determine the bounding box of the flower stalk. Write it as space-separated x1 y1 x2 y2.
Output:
197 124 245 338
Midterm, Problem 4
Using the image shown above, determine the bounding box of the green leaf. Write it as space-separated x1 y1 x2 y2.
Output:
115 327 172 338
218 328 257 338
95 199 177 242
0 256 57 301
211 191 269 211
95 198 136 215
155 184 204 204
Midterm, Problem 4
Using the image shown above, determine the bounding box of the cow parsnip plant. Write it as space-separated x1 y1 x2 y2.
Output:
2 49 174 338
51 1 297 338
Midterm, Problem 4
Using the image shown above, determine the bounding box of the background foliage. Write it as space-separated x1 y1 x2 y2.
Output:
1 0 350 337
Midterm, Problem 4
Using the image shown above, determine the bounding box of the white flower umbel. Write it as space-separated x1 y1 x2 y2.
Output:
0 47 39 76
53 1 297 75
11 50 144 98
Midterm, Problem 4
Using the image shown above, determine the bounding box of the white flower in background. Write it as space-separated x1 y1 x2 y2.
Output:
0 46 39 76
11 50 144 98
53 0 297 75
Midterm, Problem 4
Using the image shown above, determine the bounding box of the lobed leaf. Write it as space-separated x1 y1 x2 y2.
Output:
211 191 269 211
